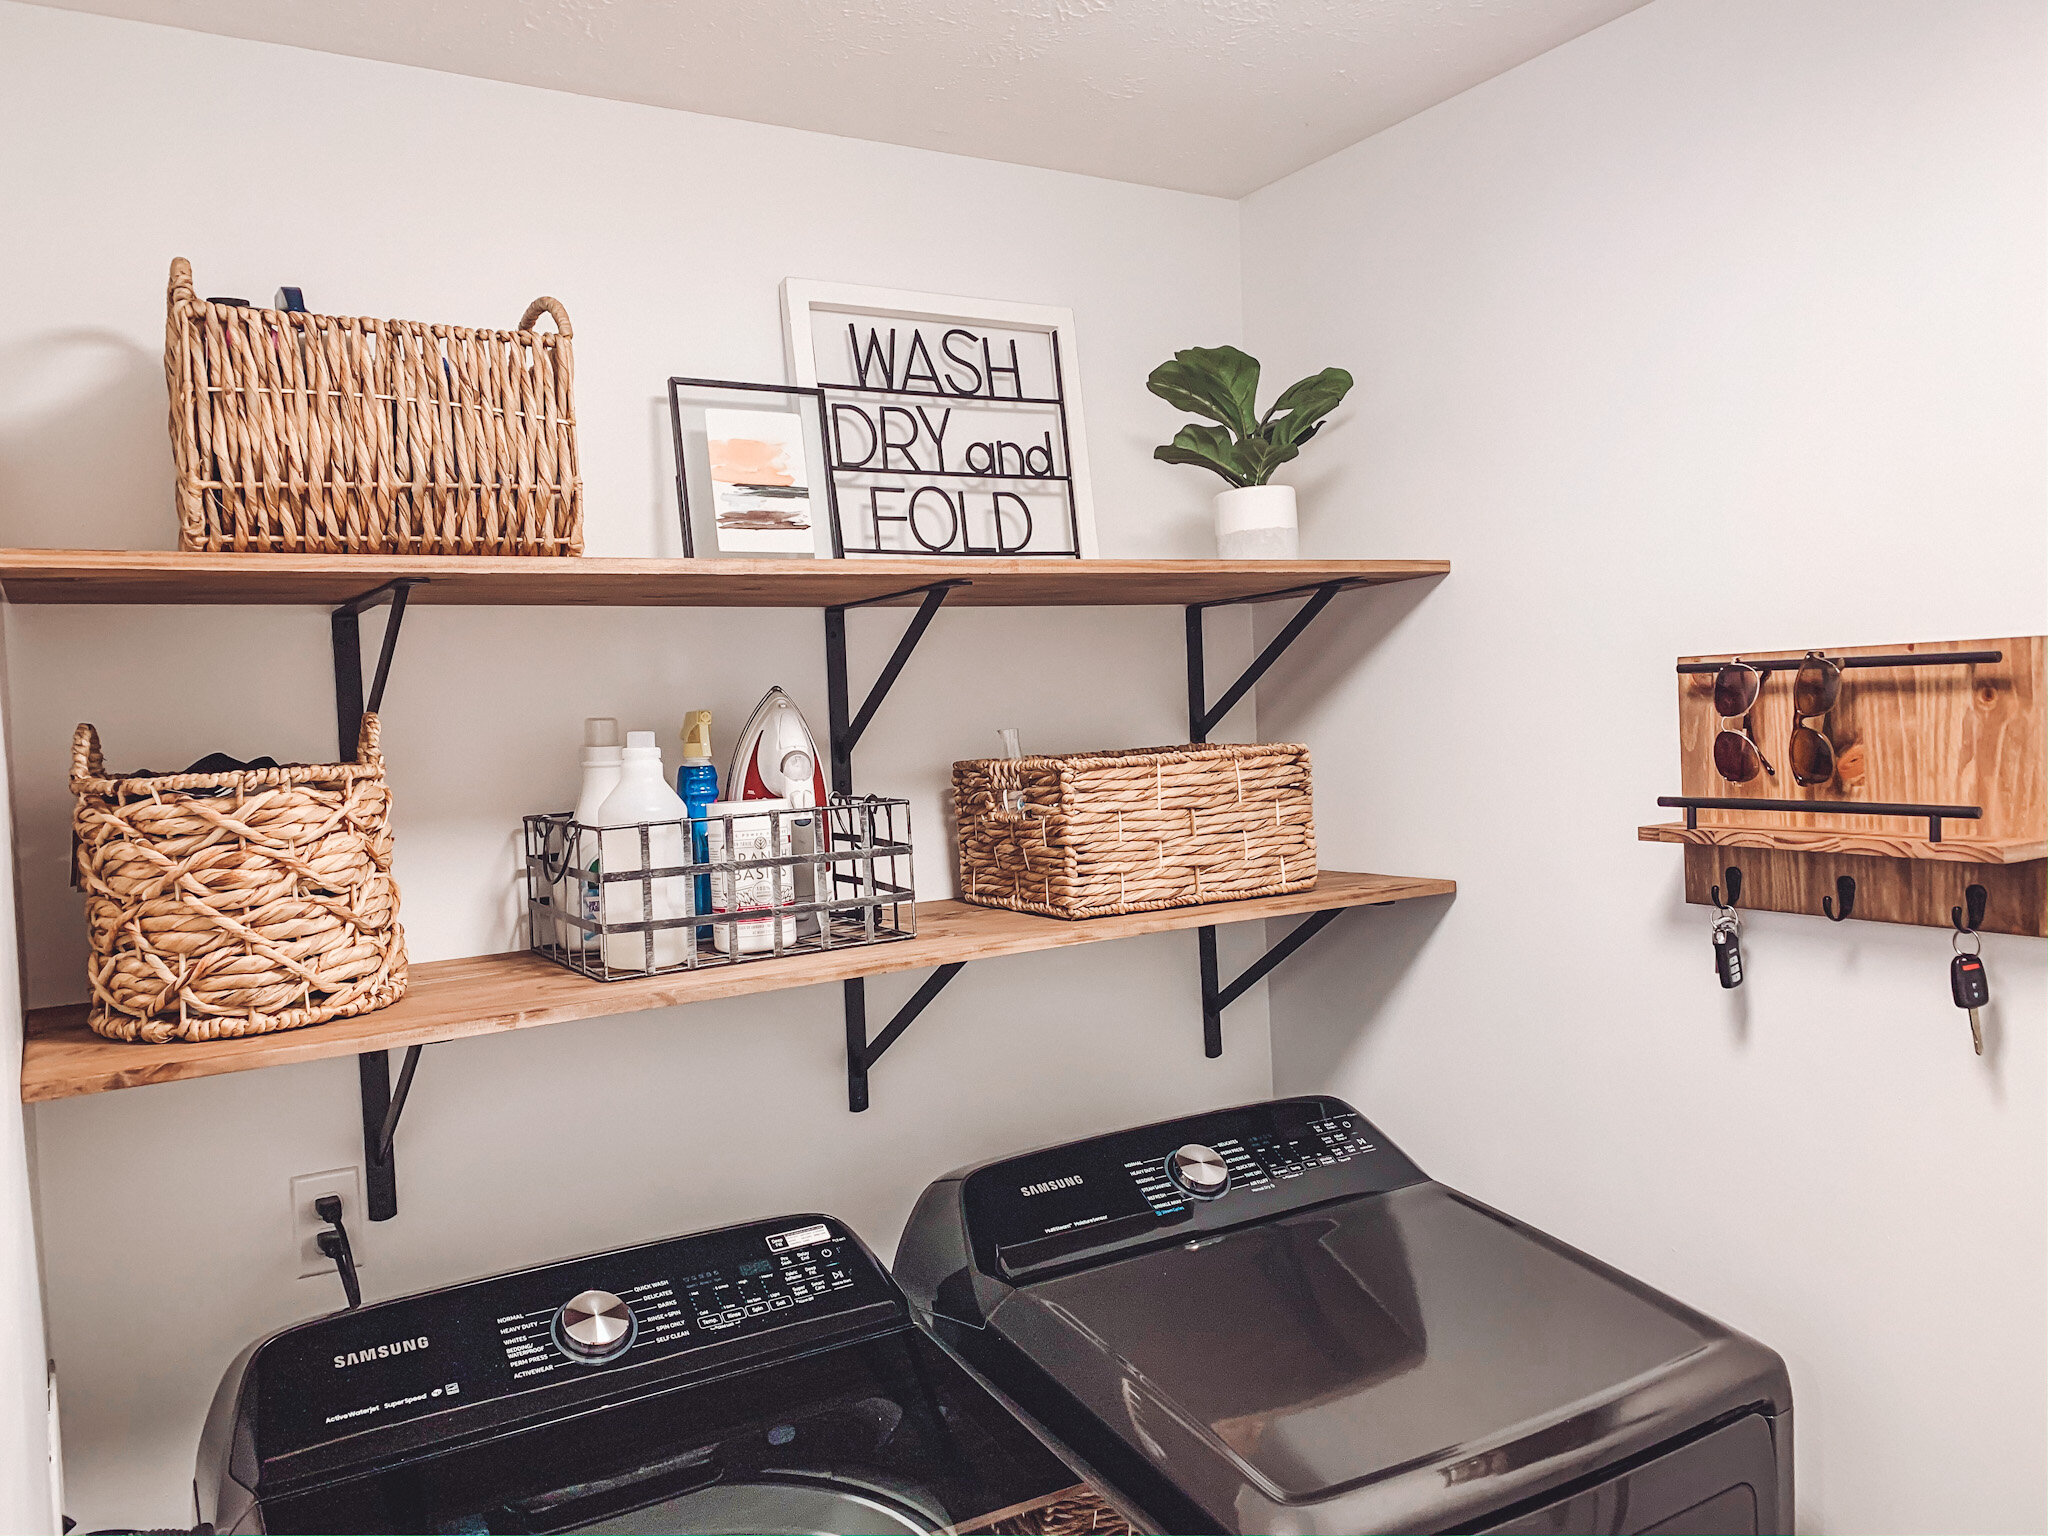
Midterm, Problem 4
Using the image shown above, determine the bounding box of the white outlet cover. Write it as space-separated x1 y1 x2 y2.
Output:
290 1166 366 1280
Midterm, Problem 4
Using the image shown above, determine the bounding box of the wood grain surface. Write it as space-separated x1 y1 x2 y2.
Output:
1646 636 2044 932
21 870 1456 1102
0 550 1448 609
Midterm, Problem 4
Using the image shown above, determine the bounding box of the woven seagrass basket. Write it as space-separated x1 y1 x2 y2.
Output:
71 715 407 1043
165 256 582 555
953 742 1315 919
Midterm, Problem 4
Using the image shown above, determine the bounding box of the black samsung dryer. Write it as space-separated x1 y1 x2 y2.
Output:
894 1098 1793 1536
197 1214 1132 1535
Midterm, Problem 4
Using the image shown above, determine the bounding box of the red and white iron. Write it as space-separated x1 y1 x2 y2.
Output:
726 686 830 807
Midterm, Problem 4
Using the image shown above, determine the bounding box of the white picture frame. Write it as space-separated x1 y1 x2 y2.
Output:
780 278 1100 558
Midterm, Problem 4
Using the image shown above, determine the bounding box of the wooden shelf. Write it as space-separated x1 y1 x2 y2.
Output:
1637 823 2047 865
21 871 1453 1103
0 550 1448 609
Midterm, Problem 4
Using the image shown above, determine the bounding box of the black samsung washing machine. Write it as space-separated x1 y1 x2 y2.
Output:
197 1214 1131 1535
894 1098 1794 1536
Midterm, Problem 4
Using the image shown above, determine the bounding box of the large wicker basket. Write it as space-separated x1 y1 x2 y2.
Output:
165 257 582 555
953 742 1316 919
71 715 407 1043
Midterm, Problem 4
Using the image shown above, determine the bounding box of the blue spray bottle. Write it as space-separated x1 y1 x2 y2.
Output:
677 711 719 936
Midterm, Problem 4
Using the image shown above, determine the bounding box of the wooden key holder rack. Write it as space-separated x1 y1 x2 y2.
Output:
1638 637 2046 936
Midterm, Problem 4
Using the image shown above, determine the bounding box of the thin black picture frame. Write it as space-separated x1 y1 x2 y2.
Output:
667 376 845 559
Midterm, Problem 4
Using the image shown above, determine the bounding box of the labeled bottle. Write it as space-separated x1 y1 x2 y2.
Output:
676 711 719 938
705 797 798 954
557 717 623 953
594 732 693 973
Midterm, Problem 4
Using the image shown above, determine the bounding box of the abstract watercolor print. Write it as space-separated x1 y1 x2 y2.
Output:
705 407 816 553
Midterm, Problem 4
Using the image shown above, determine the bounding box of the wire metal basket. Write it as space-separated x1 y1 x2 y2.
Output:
523 797 914 980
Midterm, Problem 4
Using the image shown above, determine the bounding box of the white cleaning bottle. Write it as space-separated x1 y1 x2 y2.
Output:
594 732 693 972
558 717 622 953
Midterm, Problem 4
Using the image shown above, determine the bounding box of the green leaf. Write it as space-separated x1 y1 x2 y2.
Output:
1153 422 1254 487
1146 346 1262 437
1262 367 1353 449
1236 437 1301 487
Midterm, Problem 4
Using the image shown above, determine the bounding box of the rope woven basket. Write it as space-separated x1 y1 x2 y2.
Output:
164 256 582 555
71 715 407 1043
953 742 1315 919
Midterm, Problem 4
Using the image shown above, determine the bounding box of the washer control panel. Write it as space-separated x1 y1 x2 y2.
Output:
250 1215 891 1463
961 1098 1424 1281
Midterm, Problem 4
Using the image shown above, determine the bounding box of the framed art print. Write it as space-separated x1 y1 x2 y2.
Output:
780 279 1099 559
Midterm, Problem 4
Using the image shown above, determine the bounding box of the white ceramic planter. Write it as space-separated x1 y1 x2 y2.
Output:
1214 484 1299 558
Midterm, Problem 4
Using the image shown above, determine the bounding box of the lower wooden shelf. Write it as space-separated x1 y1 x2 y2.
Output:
20 870 1453 1104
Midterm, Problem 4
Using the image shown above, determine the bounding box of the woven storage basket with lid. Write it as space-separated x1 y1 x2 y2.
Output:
164 256 582 555
71 715 407 1043
953 742 1315 919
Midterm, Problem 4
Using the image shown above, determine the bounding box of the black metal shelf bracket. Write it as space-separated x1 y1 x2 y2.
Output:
821 579 968 1111
1198 909 1347 1057
845 964 965 1111
332 578 425 761
1185 580 1347 745
331 577 427 1218
1184 580 1352 1057
824 580 970 795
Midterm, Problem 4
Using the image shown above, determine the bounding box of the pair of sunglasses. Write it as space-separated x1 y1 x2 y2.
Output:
1713 652 1841 786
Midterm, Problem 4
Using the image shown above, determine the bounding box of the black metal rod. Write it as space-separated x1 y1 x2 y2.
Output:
1676 651 2002 674
1198 926 1222 1057
846 584 954 752
1658 796 1981 818
1185 606 1207 743
864 962 966 1070
377 1045 423 1163
1215 908 1344 1012
359 1053 398 1222
844 978 870 1112
1194 582 1343 739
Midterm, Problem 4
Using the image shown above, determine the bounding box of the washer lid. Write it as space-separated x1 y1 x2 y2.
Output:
1003 1183 1729 1507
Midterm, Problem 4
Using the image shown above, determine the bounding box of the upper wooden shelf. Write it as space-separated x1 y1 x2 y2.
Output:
21 870 1454 1103
0 550 1448 609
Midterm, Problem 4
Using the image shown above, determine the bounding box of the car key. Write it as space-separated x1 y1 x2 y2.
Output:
1951 947 1988 1056
1712 912 1743 989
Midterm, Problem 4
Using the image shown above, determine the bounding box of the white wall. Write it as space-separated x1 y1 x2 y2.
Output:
0 6 1276 1527
1243 3 2045 1534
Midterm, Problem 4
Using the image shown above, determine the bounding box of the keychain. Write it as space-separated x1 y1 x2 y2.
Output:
1709 867 1743 990
1949 884 1990 1056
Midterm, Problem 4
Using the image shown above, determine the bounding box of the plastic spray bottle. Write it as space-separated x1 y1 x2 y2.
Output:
676 711 719 938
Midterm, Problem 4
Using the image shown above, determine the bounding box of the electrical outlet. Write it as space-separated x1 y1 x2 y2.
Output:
291 1167 365 1279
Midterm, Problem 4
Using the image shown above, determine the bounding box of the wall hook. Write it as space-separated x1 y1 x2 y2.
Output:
1823 874 1856 922
1710 866 1742 911
1952 883 1988 934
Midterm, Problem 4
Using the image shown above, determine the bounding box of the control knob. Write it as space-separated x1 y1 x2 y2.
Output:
554 1289 635 1362
1167 1143 1230 1199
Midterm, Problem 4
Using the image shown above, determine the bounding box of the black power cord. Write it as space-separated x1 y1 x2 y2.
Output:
313 1194 362 1310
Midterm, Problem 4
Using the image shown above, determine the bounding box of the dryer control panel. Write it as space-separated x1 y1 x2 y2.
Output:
958 1097 1425 1282
245 1215 895 1469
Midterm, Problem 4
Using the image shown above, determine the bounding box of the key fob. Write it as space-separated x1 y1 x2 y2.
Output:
1951 951 1990 1009
1713 921 1743 989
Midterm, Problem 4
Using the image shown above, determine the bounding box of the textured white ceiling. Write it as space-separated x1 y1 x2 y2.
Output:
24 0 1652 195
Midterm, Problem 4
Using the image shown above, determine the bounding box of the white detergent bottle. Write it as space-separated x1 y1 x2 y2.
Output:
594 732 693 972
558 717 622 953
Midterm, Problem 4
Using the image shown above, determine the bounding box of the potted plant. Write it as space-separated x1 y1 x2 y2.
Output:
1147 345 1353 557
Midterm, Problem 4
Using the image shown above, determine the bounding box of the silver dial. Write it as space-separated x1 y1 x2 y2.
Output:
1167 1143 1230 1198
555 1289 635 1361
